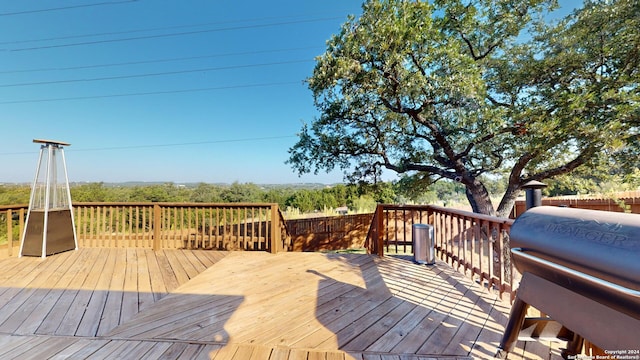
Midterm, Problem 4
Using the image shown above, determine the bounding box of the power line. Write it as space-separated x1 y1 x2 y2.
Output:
0 1 137 17
0 13 345 46
71 136 299 152
7 17 344 52
0 59 312 88
0 81 301 104
0 135 298 156
0 47 320 75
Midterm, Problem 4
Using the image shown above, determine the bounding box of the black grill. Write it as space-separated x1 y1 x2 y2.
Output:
496 206 640 358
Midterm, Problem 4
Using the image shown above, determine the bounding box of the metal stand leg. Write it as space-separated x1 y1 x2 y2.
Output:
562 334 584 359
495 297 530 358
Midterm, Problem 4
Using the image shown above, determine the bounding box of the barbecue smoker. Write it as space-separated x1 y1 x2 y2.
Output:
496 206 640 358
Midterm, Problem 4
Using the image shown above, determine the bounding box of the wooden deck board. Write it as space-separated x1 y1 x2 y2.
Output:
16 248 87 335
136 248 156 311
157 342 190 360
138 341 174 360
177 343 210 360
80 339 131 359
0 251 71 331
121 248 141 323
144 247 168 302
155 251 181 293
80 247 120 337
1 252 77 335
162 249 191 285
48 338 96 360
36 249 102 335
0 249 561 359
0 335 45 358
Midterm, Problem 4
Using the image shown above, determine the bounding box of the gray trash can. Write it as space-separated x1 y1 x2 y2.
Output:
412 224 435 265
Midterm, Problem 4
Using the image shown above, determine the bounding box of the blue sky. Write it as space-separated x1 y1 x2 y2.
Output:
0 0 581 185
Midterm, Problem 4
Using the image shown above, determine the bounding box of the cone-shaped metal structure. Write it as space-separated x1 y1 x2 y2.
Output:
19 139 78 258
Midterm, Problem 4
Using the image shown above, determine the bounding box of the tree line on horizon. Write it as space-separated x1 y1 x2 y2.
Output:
2 171 638 214
0 181 464 214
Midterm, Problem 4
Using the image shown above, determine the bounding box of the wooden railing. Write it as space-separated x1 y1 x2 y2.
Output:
0 202 291 255
286 213 374 251
0 204 27 257
366 204 516 301
3 201 515 299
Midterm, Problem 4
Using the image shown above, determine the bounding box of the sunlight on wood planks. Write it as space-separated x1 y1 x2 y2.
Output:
0 248 561 359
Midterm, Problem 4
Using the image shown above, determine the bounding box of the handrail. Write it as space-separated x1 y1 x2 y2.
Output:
1 202 291 254
0 205 28 257
0 204 29 211
365 204 517 301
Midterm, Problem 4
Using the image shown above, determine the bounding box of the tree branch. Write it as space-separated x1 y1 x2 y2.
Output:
528 147 595 181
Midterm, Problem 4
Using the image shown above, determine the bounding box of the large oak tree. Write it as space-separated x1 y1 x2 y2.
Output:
288 0 639 217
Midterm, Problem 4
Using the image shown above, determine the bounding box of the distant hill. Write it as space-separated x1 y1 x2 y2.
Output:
66 182 337 190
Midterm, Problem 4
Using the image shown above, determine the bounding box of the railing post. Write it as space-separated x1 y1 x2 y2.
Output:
19 208 25 253
6 210 12 257
376 204 384 257
153 204 161 251
270 204 280 254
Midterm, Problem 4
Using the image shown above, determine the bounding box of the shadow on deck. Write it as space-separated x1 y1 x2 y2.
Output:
0 249 560 359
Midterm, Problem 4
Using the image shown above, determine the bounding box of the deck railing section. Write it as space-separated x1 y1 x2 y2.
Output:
287 213 374 251
366 204 516 300
74 202 156 249
0 204 27 257
1 202 291 254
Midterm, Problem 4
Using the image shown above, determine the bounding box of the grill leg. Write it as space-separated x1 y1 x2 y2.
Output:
561 334 584 359
495 296 530 358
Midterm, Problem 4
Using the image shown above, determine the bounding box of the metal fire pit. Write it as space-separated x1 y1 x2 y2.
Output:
496 206 640 358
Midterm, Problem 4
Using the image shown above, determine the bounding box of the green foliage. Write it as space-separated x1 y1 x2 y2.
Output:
128 183 190 202
351 195 377 213
261 188 294 209
1 170 636 217
1 182 370 212
189 183 222 203
0 185 30 205
283 184 367 213
289 0 639 216
219 182 262 203
285 189 317 213
72 183 104 202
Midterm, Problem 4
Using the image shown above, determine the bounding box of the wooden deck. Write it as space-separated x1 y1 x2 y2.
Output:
0 249 561 359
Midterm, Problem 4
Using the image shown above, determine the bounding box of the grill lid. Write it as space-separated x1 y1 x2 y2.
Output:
510 206 640 290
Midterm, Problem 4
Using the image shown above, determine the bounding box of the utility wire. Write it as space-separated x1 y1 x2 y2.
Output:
0 59 312 88
0 1 137 17
0 81 301 104
0 12 345 45
7 17 343 52
0 46 320 74
0 135 298 156
71 135 298 152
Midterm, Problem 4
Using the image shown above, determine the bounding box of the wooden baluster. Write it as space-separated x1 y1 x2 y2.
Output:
19 208 25 251
108 206 114 247
207 207 212 249
244 206 248 250
153 204 160 251
215 207 220 249
377 207 383 254
119 206 124 248
6 210 12 257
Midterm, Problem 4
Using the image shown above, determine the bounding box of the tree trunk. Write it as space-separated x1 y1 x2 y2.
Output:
464 179 496 216
496 183 522 218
